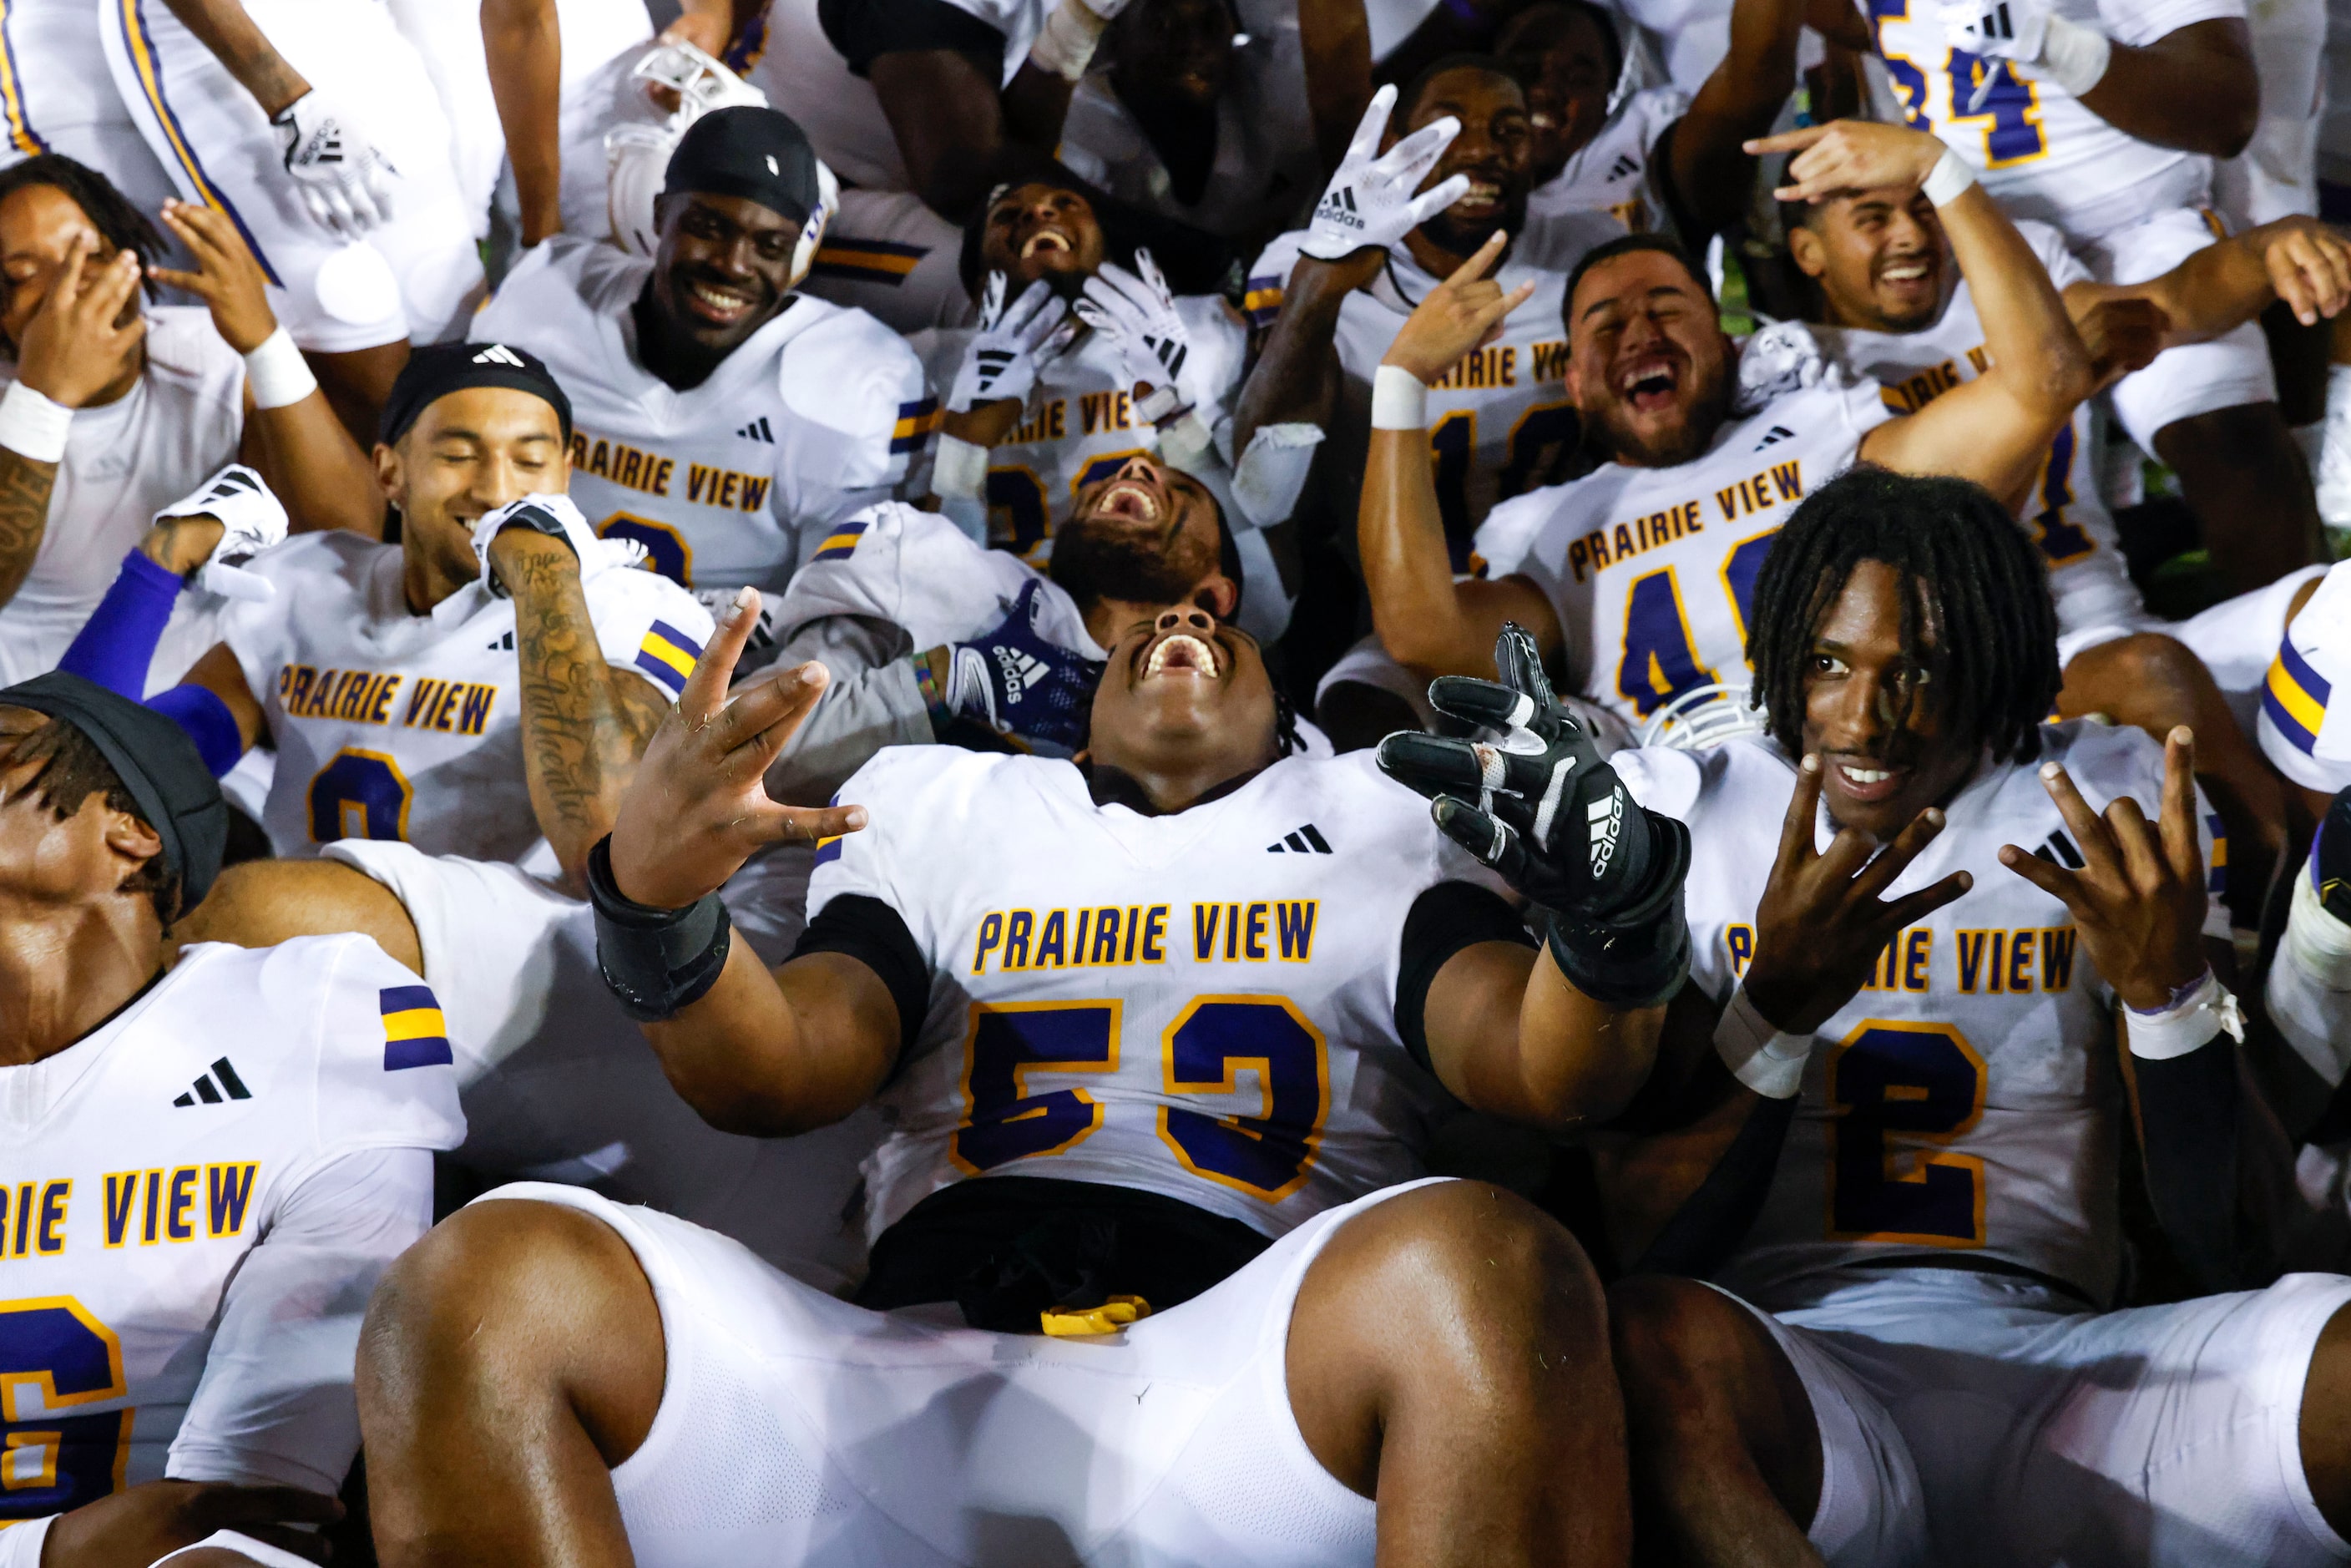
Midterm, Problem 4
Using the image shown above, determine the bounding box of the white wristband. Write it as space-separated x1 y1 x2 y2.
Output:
932 432 989 499
2285 871 2351 989
242 325 317 410
0 1515 54 1568
1371 364 1428 431
1155 409 1214 470
0 379 72 463
2124 969 2245 1061
1920 149 1977 209
1712 985 1813 1100
2027 14 2113 96
1027 0 1106 82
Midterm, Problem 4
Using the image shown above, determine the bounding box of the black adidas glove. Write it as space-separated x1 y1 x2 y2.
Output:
1378 622 1691 1007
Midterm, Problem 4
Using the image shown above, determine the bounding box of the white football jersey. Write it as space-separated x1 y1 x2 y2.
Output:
472 239 935 590
2256 558 2351 792
1859 0 2242 236
1246 233 1579 565
1802 222 2151 660
1501 372 1893 724
1524 86 1690 239
775 500 1107 658
811 746 1502 1242
913 300 1247 563
0 309 243 688
0 938 461 1520
218 532 713 863
1615 725 2228 1312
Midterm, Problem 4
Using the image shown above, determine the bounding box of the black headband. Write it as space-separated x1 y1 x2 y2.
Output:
379 341 574 448
664 105 824 227
2 672 225 913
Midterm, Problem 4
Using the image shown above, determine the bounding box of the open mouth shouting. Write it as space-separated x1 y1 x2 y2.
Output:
1446 169 1509 220
1616 351 1684 415
1135 625 1223 682
1019 226 1076 261
1822 753 1911 807
1095 476 1162 524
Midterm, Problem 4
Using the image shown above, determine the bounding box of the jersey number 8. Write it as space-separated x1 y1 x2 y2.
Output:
1 1298 131 1518
952 996 1330 1202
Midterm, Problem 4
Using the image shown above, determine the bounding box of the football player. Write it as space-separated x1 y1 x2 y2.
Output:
1236 15 1800 563
63 346 710 874
0 674 461 1568
347 539 1713 1559
1818 0 2322 595
1382 466 2345 1567
1498 2 1705 241
473 106 933 606
0 0 181 235
1358 119 2086 727
96 0 483 438
922 179 1252 564
1779 170 2351 914
0 160 376 685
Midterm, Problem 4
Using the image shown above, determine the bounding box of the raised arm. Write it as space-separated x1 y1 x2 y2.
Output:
481 0 564 248
154 200 379 538
1764 119 2092 504
1666 0 1809 236
594 589 885 1134
1358 231 1560 676
1945 0 2256 159
2070 214 2351 350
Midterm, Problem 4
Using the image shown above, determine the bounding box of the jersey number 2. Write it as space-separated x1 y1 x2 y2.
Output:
1 1298 130 1518
1826 1020 1988 1247
953 996 1330 1201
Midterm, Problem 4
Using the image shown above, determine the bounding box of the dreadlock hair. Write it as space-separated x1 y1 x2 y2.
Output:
0 156 165 332
7 715 184 923
1745 466 2060 765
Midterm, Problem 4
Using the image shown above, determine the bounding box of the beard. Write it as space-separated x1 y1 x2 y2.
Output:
1048 515 1211 613
1582 354 1734 469
1416 195 1528 261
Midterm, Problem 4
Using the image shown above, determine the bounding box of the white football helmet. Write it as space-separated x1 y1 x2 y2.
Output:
1636 682 1767 752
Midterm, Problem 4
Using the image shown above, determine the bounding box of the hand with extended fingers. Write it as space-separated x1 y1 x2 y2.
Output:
2249 215 2351 327
1747 119 1952 206
607 586 868 910
1301 82 1471 265
149 198 280 354
1997 726 2210 1011
14 230 146 411
948 271 1069 415
1741 753 1974 1034
1378 230 1537 387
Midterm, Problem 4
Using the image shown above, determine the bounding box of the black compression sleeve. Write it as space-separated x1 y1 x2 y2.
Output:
791 893 932 1063
2133 1037 2242 1294
819 0 1006 75
1394 881 1535 1074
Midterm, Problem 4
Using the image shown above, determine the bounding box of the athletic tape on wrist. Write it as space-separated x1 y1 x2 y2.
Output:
1029 0 1106 81
242 326 317 410
2287 868 2351 989
587 836 733 1021
2124 968 2244 1061
1371 364 1428 430
2033 14 2112 96
1712 984 1813 1099
1155 410 1214 469
1920 149 1977 209
0 379 72 463
933 432 989 499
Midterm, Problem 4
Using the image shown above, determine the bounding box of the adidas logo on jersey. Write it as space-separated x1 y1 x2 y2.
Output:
1754 425 1797 451
1975 1 2018 40
1313 187 1365 232
173 1057 252 1107
2031 828 2085 869
1608 154 1639 181
472 344 527 368
736 417 776 444
1267 823 1333 854
486 630 515 651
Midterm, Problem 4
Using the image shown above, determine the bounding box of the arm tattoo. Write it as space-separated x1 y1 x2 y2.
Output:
504 542 665 876
0 448 60 609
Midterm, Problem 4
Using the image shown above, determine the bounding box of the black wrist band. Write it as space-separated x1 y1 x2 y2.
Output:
587 835 733 1021
1545 812 1692 1009
483 501 579 599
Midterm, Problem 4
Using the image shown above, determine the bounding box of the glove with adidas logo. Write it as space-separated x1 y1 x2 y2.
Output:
270 90 397 240
152 463 289 603
472 493 612 597
948 272 1070 414
1939 0 2110 99
1377 622 1692 1007
1300 83 1472 264
927 579 1105 751
1075 250 1194 422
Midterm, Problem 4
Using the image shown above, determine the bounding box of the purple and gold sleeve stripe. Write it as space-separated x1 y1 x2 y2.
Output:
811 238 928 286
2262 639 2332 756
2206 811 2228 896
813 519 869 561
634 620 702 696
1243 275 1285 328
890 397 941 455
814 833 844 866
381 984 453 1070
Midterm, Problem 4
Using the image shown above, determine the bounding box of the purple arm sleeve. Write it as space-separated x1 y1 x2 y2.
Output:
56 549 180 697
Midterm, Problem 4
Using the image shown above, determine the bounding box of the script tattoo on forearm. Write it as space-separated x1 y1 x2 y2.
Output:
505 543 667 875
0 448 61 610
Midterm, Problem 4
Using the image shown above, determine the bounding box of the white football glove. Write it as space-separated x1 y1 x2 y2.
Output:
948 273 1069 413
270 91 397 240
692 584 783 655
154 463 288 603
1074 250 1194 421
470 493 609 596
1299 83 1471 263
